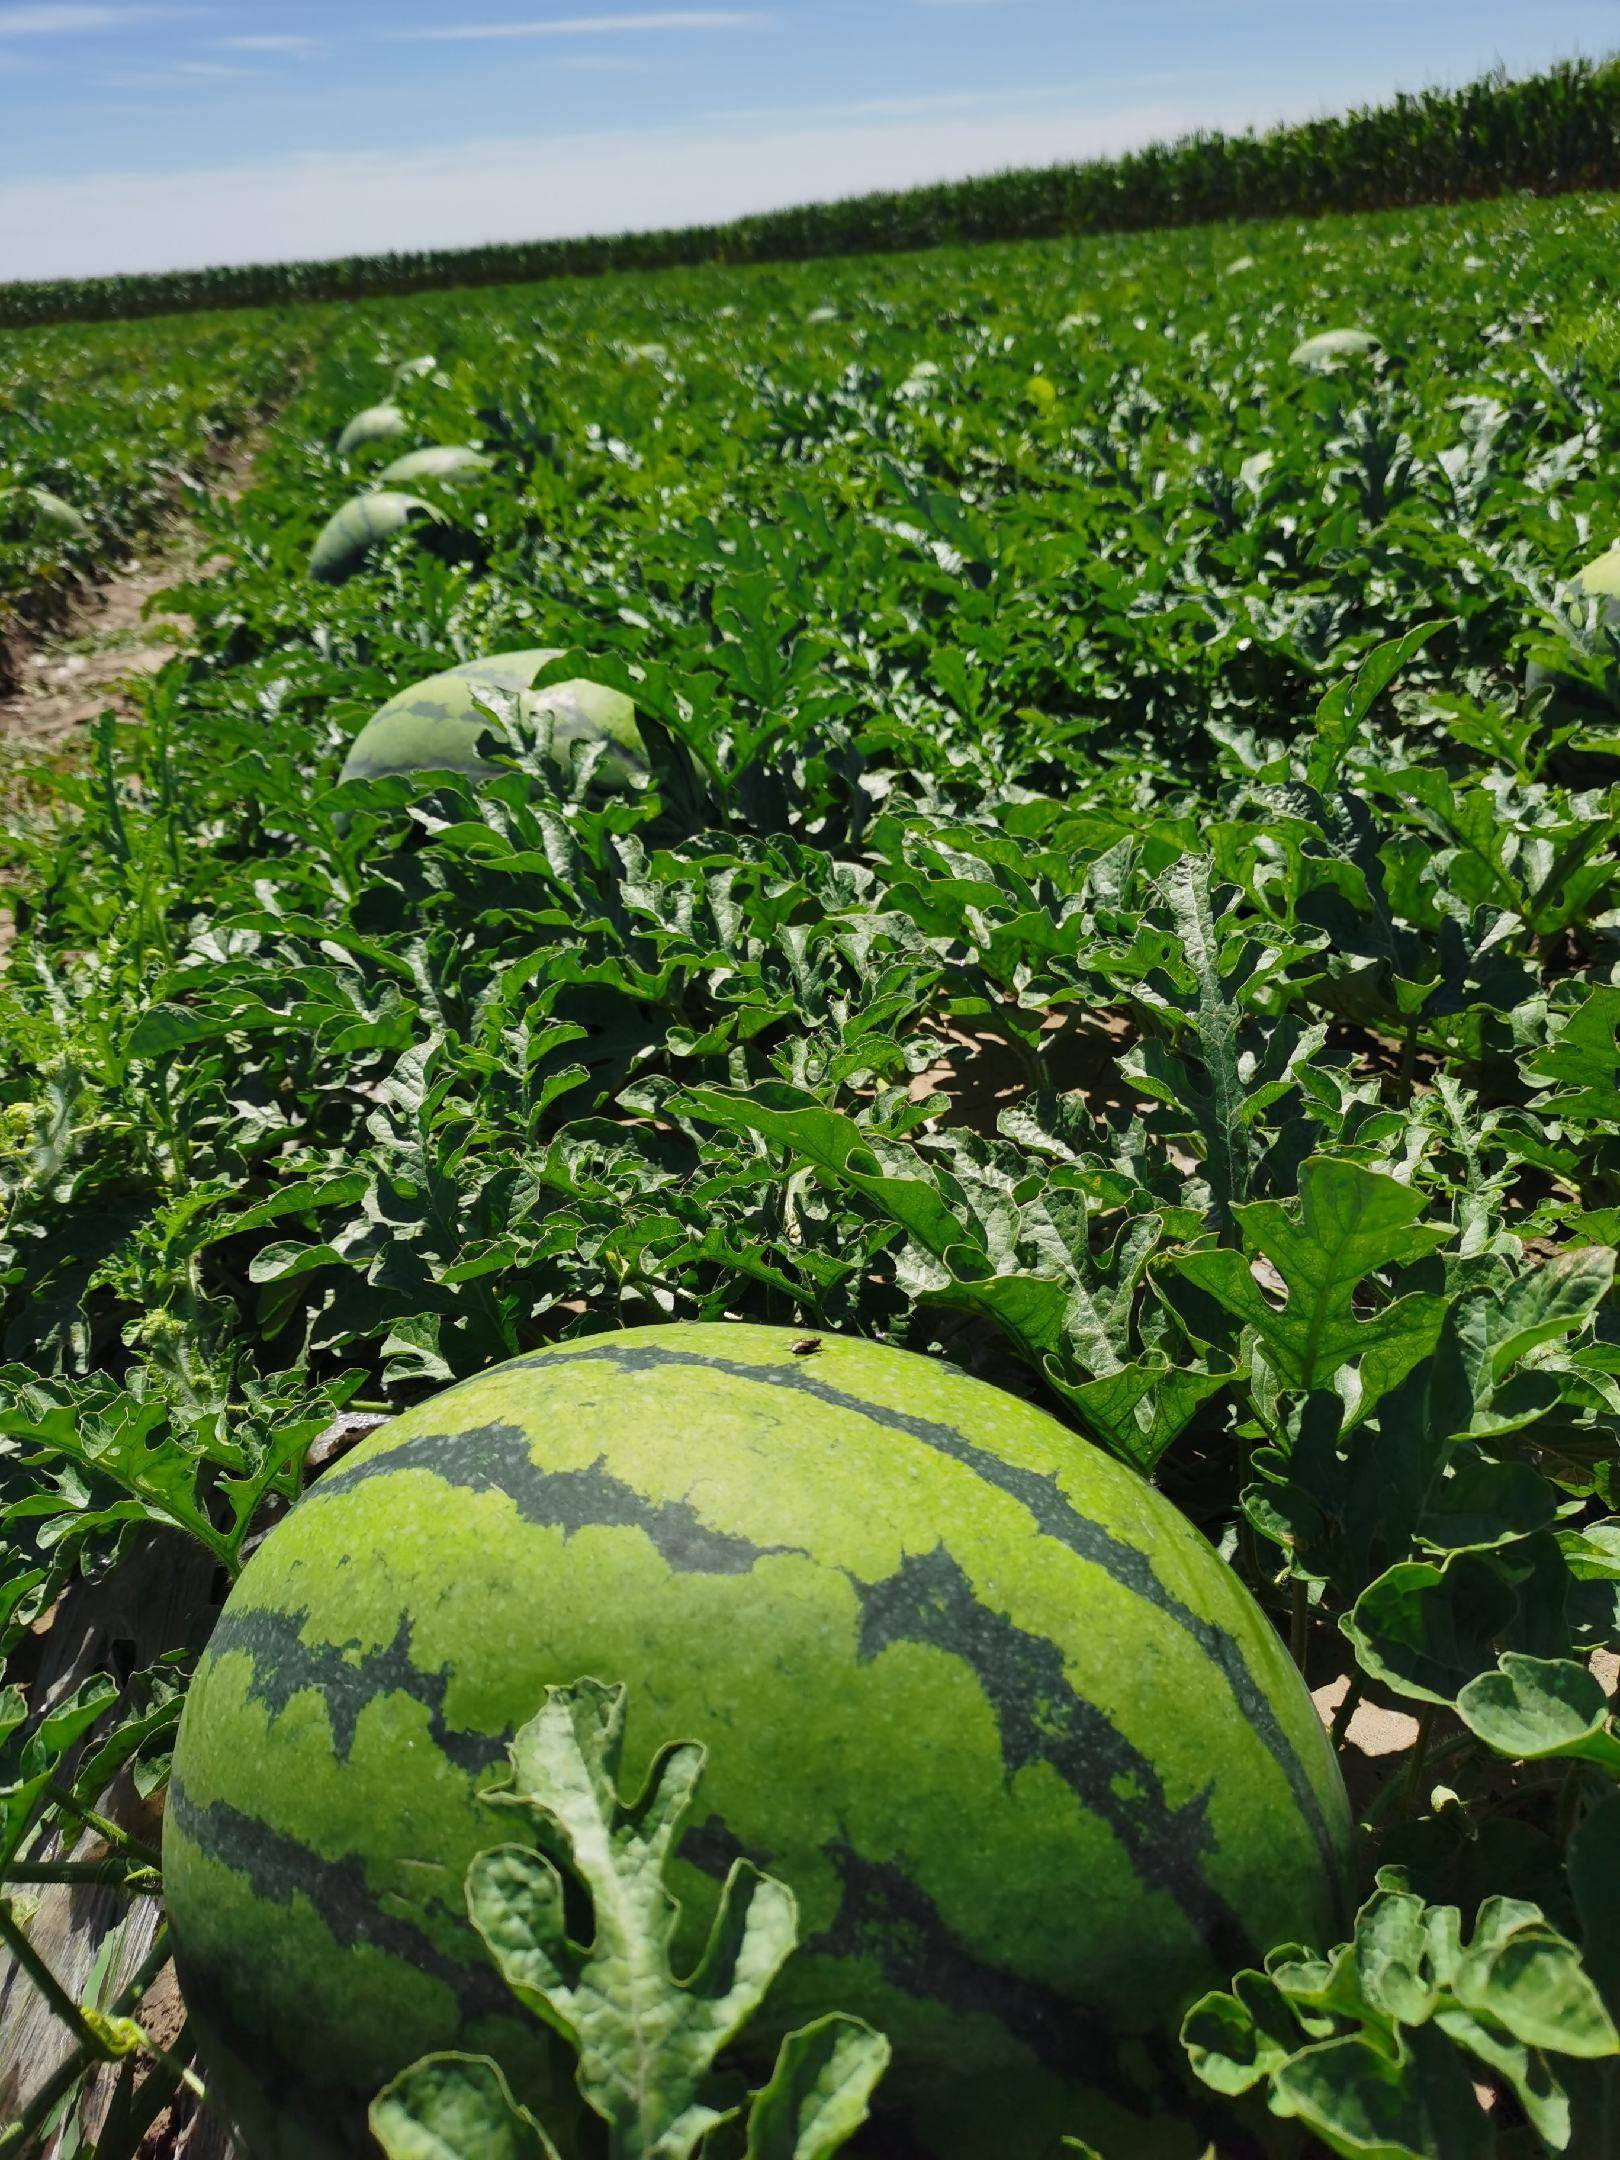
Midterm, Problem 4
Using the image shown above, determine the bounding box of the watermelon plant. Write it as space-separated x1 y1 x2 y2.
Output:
0 311 293 678
1183 1863 1620 2155
0 179 1617 2159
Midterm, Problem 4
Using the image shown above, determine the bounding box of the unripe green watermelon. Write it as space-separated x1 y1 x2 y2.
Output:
1527 545 1620 754
0 484 90 539
377 444 494 487
164 1323 1352 2160
1290 326 1381 366
338 648 644 787
308 491 443 584
336 403 410 456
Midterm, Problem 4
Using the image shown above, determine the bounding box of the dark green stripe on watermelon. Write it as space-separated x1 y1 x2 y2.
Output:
164 1321 1351 2160
853 1544 1255 1971
308 1421 797 1574
201 1604 504 1777
501 1338 1343 1880
167 1771 512 2023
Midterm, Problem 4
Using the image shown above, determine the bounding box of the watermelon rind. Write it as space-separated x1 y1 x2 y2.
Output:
376 445 493 487
308 492 443 585
0 484 91 539
1289 326 1381 366
164 1322 1353 2160
338 648 644 788
336 403 410 456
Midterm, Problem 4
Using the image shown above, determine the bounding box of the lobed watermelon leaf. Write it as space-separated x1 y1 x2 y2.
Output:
1173 1155 1452 1414
371 1679 889 2160
1184 1871 1619 2158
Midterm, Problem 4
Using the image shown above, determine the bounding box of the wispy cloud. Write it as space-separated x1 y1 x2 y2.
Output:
218 33 318 57
704 72 1238 129
0 3 169 29
396 10 767 41
101 56 250 89
555 52 666 70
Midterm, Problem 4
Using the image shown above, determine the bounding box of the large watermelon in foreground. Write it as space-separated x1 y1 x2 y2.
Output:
339 648 644 789
164 1324 1353 2160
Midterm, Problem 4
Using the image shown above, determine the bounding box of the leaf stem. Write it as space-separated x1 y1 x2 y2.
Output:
47 1784 164 1870
0 1897 109 2059
0 1922 176 2157
1290 1577 1309 1672
1401 1703 1437 1819
2 1860 161 1890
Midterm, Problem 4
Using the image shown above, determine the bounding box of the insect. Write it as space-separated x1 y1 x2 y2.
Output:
790 1337 823 1357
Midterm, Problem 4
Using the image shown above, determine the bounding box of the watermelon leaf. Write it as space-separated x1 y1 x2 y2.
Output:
1305 621 1445 794
1114 853 1326 1235
1523 989 1620 1129
743 2013 892 2160
1455 1654 1620 1774
388 1678 889 2160
370 2052 559 2160
1172 1156 1452 1414
1342 1552 1520 1706
1185 1874 1619 2158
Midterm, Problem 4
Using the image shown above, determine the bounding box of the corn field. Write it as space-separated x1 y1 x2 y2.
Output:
3 56 1617 332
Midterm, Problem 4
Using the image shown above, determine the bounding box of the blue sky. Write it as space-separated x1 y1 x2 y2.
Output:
0 1 1616 280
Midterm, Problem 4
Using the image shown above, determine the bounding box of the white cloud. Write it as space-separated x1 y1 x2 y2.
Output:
705 76 1233 127
0 3 166 29
554 52 665 70
100 57 249 88
218 33 318 56
0 90 1338 282
396 10 768 40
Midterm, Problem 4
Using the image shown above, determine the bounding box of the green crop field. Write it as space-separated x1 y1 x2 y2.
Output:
0 313 298 687
2 183 1619 2160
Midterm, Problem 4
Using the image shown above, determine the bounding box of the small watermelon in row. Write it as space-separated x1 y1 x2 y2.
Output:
308 491 443 584
164 1322 1352 2160
1527 543 1620 753
0 484 91 540
377 444 492 487
1290 326 1381 367
336 403 410 456
340 648 643 788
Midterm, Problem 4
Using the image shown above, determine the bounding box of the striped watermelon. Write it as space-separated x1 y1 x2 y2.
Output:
376 445 494 487
308 491 443 585
163 1324 1352 2160
338 649 644 789
336 403 410 456
1289 327 1381 367
1527 544 1620 749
